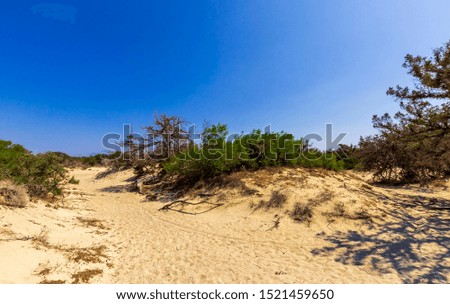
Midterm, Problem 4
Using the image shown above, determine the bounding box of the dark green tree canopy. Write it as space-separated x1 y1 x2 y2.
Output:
359 40 450 182
375 40 450 139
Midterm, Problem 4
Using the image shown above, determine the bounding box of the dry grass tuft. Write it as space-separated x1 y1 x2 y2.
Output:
308 189 334 206
0 180 29 208
361 184 373 190
289 203 313 225
77 217 108 230
71 269 103 284
221 175 247 189
351 208 372 220
40 279 66 284
430 179 448 190
30 229 109 267
32 229 50 249
253 191 287 210
35 266 52 277
208 175 259 196
34 262 65 284
324 202 372 222
332 202 347 217
69 245 108 264
0 226 17 239
241 187 259 196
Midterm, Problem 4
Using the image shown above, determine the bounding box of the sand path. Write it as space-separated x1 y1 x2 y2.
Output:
2 167 448 283
74 168 404 284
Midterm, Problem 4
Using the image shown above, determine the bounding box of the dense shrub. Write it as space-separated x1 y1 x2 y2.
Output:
0 140 67 199
46 152 112 168
163 124 346 180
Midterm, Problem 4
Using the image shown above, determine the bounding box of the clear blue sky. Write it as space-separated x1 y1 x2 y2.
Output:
1 1 449 155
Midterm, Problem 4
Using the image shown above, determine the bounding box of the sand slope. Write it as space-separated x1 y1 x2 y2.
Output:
0 183 115 284
1 167 449 283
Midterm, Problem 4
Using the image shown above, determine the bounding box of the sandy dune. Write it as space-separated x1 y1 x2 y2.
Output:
1 167 449 283
0 183 115 283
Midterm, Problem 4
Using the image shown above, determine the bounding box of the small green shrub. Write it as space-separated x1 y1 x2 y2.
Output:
68 176 80 184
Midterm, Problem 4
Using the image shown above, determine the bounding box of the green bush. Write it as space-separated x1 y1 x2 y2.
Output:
46 152 109 168
68 176 80 184
0 140 67 199
163 124 347 181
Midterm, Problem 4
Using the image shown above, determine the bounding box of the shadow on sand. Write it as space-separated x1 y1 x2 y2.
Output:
312 194 450 283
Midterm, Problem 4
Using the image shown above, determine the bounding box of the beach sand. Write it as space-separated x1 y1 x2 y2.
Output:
1 167 449 283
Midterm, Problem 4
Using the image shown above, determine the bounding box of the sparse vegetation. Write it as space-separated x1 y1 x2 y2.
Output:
351 208 372 220
69 245 108 264
253 191 287 210
308 190 334 206
31 230 109 265
332 202 347 217
71 269 103 284
34 263 53 277
68 176 79 184
77 217 108 230
0 180 29 208
31 229 50 249
40 279 66 284
289 203 314 224
323 202 372 222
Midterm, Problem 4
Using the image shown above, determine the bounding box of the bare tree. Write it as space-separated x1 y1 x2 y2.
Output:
145 113 190 161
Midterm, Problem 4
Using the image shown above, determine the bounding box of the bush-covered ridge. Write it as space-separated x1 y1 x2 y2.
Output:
3 40 449 191
113 115 354 186
163 124 350 180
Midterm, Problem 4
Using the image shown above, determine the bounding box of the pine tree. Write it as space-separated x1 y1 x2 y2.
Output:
359 40 450 182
